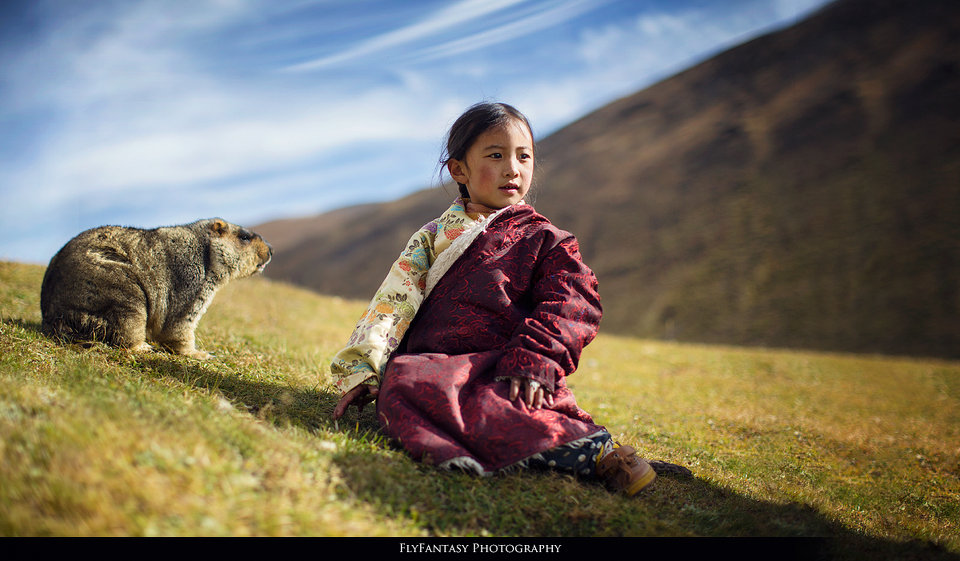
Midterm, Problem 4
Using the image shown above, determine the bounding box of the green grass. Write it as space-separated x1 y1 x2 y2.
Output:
1 261 958 555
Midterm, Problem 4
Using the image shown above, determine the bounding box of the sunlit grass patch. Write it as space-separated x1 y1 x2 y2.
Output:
0 261 957 556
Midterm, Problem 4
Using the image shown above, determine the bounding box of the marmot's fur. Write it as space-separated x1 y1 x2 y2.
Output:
40 218 272 359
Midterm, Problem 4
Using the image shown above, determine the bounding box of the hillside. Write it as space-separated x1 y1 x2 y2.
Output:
255 0 960 359
1 260 959 551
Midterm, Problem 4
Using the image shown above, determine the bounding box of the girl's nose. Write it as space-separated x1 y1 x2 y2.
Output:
505 158 520 177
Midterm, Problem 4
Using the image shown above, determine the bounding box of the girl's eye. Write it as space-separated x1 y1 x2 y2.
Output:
488 153 502 159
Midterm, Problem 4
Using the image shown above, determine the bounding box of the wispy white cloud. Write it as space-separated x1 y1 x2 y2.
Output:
3 2 452 205
282 0 530 71
409 0 608 62
0 0 835 264
549 0 834 118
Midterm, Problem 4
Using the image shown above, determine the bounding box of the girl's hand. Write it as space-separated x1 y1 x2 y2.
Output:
509 377 554 410
332 383 379 421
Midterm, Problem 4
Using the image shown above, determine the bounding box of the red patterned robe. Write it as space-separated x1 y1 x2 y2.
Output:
375 203 606 474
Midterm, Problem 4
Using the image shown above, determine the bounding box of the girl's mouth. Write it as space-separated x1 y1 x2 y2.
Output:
500 183 520 192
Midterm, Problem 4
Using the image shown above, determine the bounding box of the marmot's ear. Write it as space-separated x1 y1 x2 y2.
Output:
210 219 229 237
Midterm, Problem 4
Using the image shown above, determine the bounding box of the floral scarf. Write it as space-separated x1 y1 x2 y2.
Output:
330 198 515 395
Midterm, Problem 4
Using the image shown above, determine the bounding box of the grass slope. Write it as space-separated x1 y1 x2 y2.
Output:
1 261 958 554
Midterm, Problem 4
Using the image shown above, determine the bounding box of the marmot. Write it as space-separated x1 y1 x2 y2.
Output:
40 218 273 359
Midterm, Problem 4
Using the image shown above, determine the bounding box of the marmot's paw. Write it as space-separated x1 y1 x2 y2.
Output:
185 349 213 360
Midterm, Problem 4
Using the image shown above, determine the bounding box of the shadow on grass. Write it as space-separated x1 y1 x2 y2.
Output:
324 406 957 558
135 354 347 433
18 326 957 556
329 444 959 559
13 317 349 433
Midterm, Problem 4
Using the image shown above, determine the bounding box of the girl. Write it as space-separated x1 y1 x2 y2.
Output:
330 102 667 496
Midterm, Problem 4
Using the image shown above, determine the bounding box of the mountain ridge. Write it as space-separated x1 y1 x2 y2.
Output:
256 0 960 359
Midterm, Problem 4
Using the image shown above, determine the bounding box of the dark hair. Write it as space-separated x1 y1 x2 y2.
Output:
440 102 535 199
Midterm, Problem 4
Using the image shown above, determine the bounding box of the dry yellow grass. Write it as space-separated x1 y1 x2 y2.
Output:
1 261 958 556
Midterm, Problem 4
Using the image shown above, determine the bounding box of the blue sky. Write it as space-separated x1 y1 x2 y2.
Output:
0 0 833 264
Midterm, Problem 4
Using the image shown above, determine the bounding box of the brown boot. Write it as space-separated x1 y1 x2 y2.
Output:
596 444 656 496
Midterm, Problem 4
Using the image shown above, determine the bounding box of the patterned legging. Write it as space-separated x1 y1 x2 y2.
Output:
527 431 613 477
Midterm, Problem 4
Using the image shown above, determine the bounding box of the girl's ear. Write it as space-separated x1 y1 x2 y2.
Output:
447 159 469 185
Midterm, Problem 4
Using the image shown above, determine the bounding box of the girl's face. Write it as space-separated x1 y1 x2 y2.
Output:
447 119 534 209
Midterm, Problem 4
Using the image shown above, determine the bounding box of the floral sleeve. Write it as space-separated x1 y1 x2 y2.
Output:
330 227 435 394
329 198 487 395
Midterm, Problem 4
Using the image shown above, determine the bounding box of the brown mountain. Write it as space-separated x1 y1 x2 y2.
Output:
256 0 960 359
